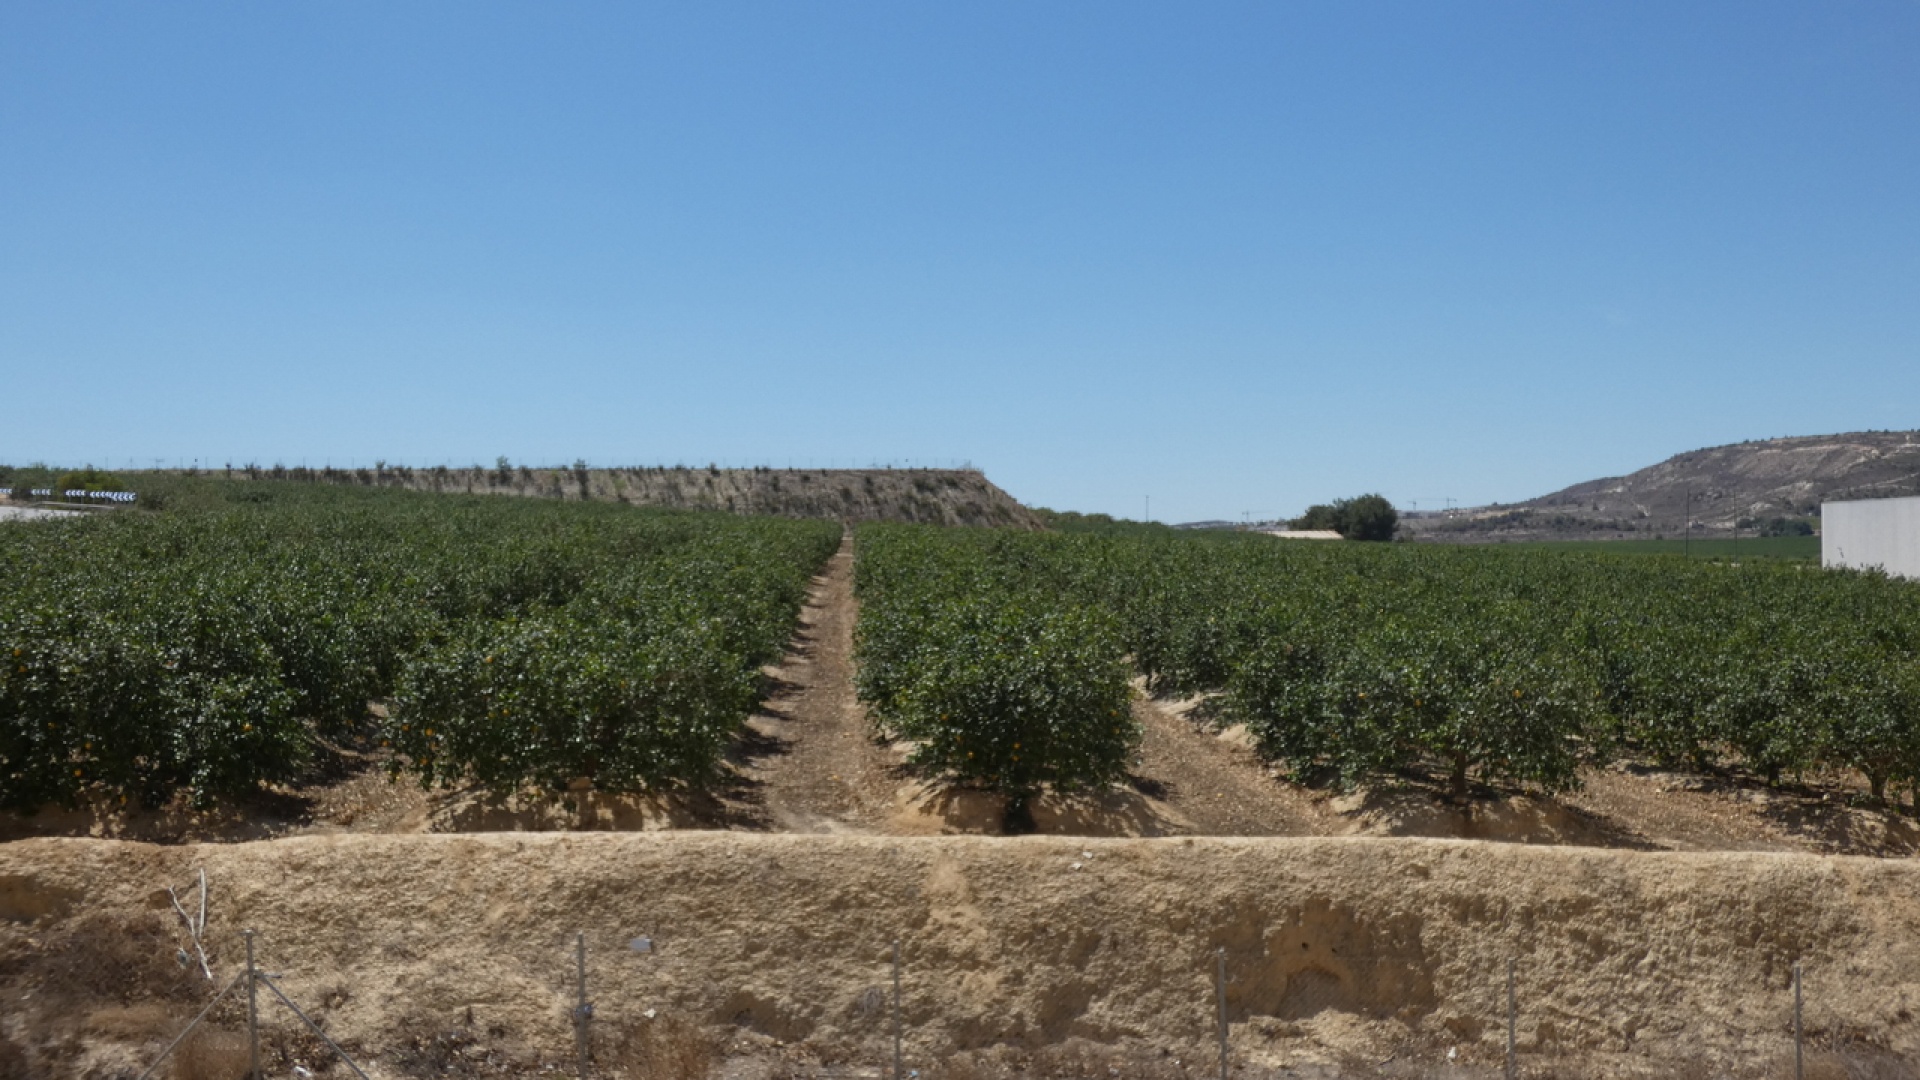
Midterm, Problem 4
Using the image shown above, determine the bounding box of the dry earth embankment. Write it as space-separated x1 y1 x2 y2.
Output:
269 465 1044 529
4 833 1915 1077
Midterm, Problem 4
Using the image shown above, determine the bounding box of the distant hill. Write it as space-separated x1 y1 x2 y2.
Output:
1406 431 1920 542
254 464 1042 529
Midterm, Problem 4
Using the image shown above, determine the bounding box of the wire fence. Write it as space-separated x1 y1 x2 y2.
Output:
120 927 1883 1080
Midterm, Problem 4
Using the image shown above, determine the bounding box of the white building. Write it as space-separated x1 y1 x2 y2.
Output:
1822 496 1920 579
1254 528 1344 541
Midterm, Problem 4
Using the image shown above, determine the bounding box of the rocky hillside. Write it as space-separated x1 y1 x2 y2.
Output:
288 463 1042 529
1409 430 1920 541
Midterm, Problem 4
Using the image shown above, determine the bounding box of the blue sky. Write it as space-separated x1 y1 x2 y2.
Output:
3 2 1916 522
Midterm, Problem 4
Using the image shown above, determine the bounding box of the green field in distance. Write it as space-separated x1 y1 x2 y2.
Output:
1506 535 1821 560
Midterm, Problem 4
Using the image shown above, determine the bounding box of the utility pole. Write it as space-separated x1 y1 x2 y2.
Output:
1144 495 1150 524
1684 490 1692 558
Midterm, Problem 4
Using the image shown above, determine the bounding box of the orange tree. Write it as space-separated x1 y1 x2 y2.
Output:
854 524 1137 829
0 477 837 810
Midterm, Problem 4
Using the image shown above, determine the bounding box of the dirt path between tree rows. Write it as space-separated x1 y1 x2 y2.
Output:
1126 693 1328 835
724 533 1332 838
724 533 898 832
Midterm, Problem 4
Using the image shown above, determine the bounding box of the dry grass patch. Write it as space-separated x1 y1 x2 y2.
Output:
168 1029 251 1080
611 1015 717 1080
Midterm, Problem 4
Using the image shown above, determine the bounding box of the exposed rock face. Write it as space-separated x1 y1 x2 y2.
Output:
4 833 1916 1076
1408 430 1920 541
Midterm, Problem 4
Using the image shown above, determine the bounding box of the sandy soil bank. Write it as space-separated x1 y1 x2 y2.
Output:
4 832 1916 1078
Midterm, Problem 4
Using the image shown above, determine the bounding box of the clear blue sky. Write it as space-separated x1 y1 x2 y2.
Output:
4 3 1916 522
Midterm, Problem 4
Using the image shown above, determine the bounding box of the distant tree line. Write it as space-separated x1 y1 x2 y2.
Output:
1293 494 1399 541
1738 516 1816 537
0 465 125 499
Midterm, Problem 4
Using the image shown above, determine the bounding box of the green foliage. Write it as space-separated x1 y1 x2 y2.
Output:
1293 494 1398 541
1511 536 1819 560
391 612 754 794
0 478 838 809
876 523 1920 802
1338 494 1399 541
1229 611 1597 794
53 466 123 494
1030 508 1176 537
854 525 1140 816
883 603 1135 802
1293 504 1339 531
0 465 56 500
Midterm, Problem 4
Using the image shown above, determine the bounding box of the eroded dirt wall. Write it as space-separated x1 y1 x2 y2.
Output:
4 833 1916 1076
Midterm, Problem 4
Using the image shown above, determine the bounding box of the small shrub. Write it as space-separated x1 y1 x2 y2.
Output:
54 465 123 494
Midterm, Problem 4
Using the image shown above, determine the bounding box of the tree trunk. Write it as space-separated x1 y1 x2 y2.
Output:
1002 792 1036 835
1449 752 1470 802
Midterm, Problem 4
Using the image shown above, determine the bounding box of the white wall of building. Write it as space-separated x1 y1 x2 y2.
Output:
1823 496 1920 579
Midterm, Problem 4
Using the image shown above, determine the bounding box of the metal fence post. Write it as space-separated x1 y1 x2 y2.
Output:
1505 958 1516 1080
1794 962 1804 1080
254 974 373 1080
575 932 591 1080
892 939 904 1080
245 930 260 1080
131 972 247 1080
1216 947 1228 1080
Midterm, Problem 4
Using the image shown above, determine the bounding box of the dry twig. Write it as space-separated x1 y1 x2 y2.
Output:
166 868 213 980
